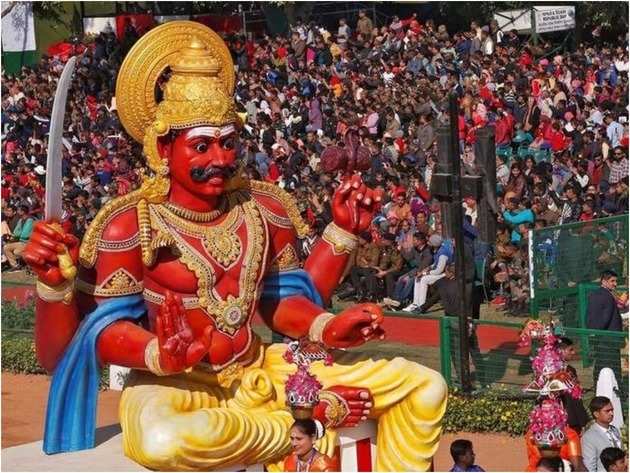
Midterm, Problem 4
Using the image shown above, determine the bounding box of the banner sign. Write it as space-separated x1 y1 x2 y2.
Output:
534 6 576 33
155 15 190 24
494 9 532 33
1 1 36 52
115 13 154 40
83 17 116 35
494 6 576 34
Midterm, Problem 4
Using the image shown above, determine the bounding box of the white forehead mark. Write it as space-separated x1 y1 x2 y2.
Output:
186 125 236 139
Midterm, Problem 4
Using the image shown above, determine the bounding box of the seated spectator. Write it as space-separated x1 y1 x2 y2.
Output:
338 231 379 301
2 205 35 270
364 232 404 303
383 232 432 308
402 234 453 313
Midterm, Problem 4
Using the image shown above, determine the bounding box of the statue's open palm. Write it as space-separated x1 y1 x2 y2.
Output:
156 291 214 374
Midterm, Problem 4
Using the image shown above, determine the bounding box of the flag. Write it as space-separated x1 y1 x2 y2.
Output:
1 1 37 74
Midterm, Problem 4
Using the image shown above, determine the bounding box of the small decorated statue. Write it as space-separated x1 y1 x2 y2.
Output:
520 320 586 471
23 21 447 471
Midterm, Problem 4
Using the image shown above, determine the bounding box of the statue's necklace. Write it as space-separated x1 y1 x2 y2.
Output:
163 200 226 223
156 203 242 267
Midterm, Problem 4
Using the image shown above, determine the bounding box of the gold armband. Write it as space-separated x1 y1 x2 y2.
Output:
144 338 167 376
322 222 359 255
318 390 350 428
36 278 75 304
309 312 336 344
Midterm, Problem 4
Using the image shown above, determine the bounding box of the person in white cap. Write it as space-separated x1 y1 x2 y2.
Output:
403 234 454 313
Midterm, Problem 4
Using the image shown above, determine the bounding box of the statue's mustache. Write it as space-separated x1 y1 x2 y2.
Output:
189 164 238 182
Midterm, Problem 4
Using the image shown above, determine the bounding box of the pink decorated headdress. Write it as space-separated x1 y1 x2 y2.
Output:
283 338 332 419
529 398 568 449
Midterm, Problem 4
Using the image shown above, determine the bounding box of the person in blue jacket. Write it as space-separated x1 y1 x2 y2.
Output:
501 196 535 243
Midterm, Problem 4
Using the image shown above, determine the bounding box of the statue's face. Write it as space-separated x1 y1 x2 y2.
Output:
160 126 238 197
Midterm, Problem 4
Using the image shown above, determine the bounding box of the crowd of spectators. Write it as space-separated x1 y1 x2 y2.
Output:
1 10 629 320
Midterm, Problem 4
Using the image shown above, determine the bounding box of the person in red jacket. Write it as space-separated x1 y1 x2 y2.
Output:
495 108 515 146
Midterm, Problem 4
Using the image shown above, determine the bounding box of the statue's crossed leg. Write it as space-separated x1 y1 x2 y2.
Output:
120 344 447 472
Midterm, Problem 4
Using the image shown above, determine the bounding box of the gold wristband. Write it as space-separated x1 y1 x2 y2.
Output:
36 278 75 304
144 337 167 376
322 222 359 255
309 312 336 344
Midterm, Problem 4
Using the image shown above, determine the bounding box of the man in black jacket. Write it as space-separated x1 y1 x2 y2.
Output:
586 270 624 386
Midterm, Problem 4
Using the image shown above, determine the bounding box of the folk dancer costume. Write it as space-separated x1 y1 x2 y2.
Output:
37 22 447 471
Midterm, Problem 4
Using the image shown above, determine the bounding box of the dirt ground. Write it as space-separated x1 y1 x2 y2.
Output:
1 372 526 471
1 373 122 449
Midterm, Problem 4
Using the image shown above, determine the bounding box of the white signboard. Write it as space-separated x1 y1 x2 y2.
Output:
494 9 532 33
495 6 576 34
155 15 190 24
535 6 576 33
83 17 116 35
1 1 36 52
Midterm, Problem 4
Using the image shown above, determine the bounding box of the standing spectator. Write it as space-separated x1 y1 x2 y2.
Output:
582 397 623 472
586 270 624 385
557 337 590 434
607 147 628 185
2 205 34 269
449 439 485 472
356 10 374 41
599 448 627 472
605 114 624 148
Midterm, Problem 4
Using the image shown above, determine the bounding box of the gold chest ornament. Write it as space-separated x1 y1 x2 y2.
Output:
143 196 267 336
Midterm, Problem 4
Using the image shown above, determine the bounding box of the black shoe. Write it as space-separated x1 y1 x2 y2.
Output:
337 289 356 300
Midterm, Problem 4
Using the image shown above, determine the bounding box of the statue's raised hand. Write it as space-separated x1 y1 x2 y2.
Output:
322 303 385 349
22 220 79 287
331 174 381 235
156 291 214 374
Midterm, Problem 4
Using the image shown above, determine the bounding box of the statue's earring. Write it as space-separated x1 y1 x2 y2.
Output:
157 160 170 176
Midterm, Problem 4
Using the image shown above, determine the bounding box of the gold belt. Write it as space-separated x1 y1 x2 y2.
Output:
143 288 200 309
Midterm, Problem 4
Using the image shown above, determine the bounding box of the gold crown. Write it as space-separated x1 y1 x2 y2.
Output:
114 21 238 202
155 37 236 133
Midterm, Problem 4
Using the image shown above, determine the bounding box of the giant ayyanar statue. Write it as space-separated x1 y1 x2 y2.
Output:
24 22 446 471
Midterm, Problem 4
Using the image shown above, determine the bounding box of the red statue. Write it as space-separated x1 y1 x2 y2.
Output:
23 22 446 471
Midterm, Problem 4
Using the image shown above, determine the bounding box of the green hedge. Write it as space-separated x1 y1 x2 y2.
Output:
2 334 110 389
1 301 36 331
1 335 46 375
443 387 534 436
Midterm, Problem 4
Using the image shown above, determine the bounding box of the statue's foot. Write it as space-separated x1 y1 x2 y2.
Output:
315 385 373 428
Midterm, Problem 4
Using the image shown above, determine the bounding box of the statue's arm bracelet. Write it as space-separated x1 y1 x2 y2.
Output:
36 278 75 304
144 337 168 376
321 222 358 255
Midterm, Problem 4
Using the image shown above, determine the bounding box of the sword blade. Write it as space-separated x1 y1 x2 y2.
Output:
45 55 78 222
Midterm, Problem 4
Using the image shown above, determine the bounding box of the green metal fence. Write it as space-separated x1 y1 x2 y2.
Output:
440 316 628 415
529 215 629 327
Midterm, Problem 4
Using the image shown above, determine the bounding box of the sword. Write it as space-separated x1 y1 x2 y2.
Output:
45 55 78 280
